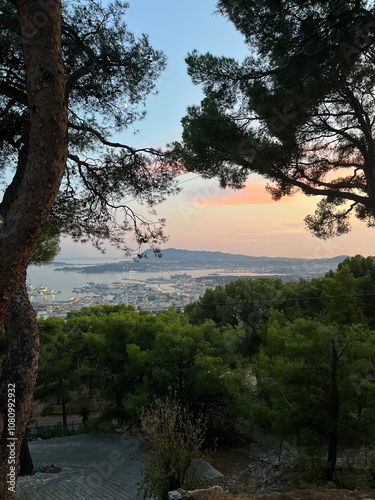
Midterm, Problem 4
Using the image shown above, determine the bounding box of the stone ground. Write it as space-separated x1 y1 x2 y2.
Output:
16 434 223 500
16 434 148 500
15 429 375 500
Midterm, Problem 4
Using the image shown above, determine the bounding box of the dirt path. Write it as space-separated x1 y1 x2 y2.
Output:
186 488 375 500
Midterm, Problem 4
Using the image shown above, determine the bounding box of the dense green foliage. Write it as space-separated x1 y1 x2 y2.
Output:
33 255 375 480
172 0 375 238
254 316 375 477
185 277 283 354
36 305 250 429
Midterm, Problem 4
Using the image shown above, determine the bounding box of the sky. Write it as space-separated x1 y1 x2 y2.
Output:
60 0 375 260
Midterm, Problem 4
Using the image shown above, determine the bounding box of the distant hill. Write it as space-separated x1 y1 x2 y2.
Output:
54 248 349 277
145 248 348 265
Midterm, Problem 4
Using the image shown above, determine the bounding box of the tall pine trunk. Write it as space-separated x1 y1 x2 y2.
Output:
0 1 67 497
19 434 34 476
61 390 68 436
326 342 339 480
0 277 39 498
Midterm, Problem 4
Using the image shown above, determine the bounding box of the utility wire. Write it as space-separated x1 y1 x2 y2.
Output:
134 291 375 312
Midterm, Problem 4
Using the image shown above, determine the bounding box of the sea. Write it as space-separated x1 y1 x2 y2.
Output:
27 257 267 302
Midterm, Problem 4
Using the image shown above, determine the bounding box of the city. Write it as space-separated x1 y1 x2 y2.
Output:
28 249 348 317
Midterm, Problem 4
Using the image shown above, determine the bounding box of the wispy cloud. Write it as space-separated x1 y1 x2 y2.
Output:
187 182 300 207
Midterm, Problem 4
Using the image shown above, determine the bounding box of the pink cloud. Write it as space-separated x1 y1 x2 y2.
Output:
189 182 302 206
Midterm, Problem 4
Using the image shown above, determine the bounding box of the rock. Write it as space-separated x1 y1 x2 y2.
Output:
40 464 61 473
169 490 183 499
187 459 224 482
324 482 337 489
184 486 224 498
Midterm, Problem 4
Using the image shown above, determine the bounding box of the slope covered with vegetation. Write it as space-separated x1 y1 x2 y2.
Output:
17 255 374 493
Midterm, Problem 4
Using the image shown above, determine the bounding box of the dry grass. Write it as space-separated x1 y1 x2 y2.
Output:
185 486 375 500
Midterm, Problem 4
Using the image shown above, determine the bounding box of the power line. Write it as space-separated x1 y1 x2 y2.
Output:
134 292 375 312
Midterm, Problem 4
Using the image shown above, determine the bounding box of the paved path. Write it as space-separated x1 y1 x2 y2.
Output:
16 434 149 500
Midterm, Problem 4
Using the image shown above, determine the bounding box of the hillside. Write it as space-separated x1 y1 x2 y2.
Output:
147 248 347 264
54 248 348 277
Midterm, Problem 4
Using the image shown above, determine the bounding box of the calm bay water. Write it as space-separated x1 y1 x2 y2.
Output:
28 265 130 301
27 260 270 302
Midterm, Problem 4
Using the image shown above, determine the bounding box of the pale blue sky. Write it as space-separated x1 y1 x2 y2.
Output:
118 0 248 148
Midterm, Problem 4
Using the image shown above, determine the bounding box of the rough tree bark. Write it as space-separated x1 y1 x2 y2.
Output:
0 1 67 497
0 0 67 316
0 277 39 496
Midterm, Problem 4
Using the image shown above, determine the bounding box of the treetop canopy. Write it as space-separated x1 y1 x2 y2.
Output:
172 0 375 239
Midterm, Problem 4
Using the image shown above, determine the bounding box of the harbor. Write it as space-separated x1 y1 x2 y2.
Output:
28 273 206 317
27 267 270 318
27 284 62 298
28 250 319 319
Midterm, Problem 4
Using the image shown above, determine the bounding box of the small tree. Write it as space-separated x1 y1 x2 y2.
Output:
36 327 82 436
253 314 375 479
139 395 206 500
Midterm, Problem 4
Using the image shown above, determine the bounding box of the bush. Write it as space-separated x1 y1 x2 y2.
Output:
80 415 117 434
40 404 54 417
139 395 206 500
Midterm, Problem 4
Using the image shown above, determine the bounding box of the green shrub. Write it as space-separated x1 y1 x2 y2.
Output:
138 395 206 500
80 415 117 434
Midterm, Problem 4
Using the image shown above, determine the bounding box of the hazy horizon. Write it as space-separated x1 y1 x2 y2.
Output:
55 244 355 263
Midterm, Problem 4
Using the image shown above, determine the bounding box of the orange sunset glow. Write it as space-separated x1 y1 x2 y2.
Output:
60 173 375 260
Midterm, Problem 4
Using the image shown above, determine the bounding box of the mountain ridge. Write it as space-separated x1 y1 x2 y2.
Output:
53 248 349 276
145 247 348 264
